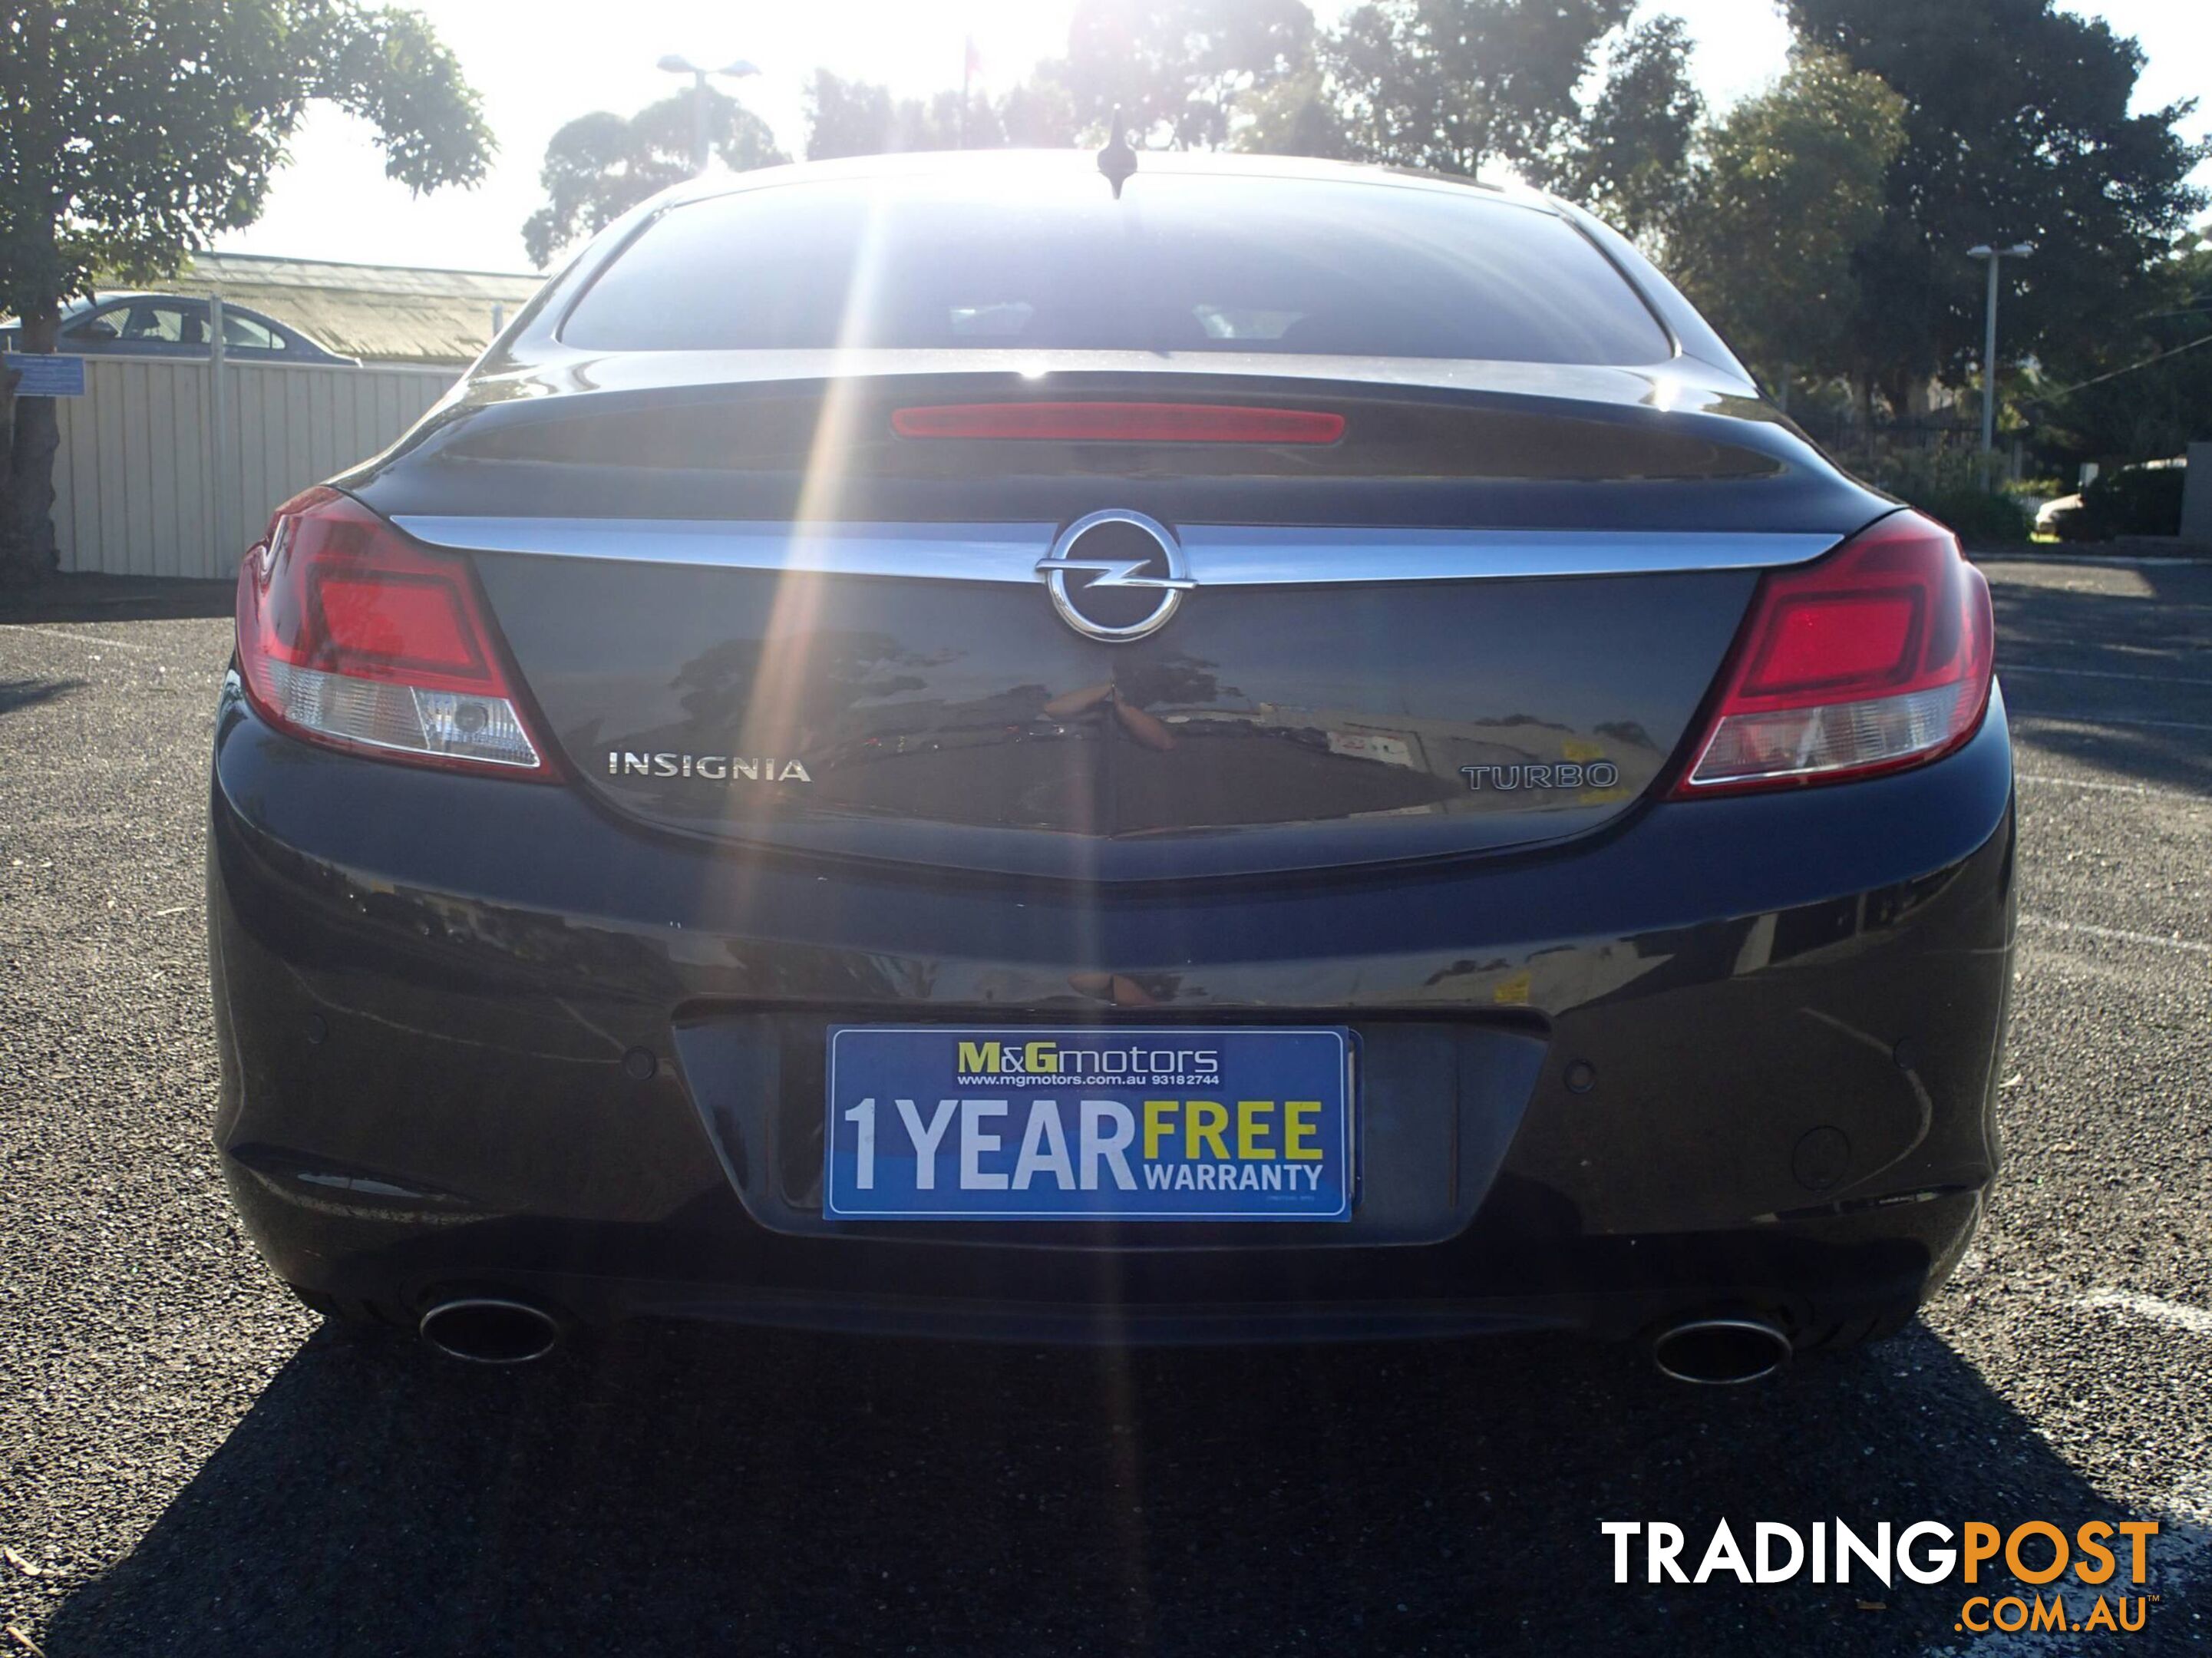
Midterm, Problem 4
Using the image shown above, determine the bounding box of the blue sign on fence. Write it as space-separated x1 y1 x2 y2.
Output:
2 354 87 397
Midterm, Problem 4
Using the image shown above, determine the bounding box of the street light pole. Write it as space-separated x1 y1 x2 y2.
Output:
1966 242 2035 456
657 54 762 176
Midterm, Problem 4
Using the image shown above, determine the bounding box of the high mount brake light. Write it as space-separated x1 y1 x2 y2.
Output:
890 402 1346 444
234 487 551 778
1672 510 1995 797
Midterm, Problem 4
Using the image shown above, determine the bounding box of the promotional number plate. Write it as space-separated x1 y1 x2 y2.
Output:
824 1026 1353 1221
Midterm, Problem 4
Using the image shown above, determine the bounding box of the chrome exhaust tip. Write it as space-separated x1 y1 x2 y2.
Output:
418 1296 560 1365
1651 1316 1791 1386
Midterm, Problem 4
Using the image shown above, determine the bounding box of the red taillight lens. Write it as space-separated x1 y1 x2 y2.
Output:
1672 510 1994 796
312 573 487 684
234 487 550 777
890 402 1345 444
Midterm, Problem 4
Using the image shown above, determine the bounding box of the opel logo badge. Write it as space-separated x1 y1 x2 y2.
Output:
1036 510 1194 643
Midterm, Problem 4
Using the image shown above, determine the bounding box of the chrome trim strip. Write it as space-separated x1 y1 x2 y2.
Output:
393 518 1057 584
391 515 1841 583
1177 525 1839 580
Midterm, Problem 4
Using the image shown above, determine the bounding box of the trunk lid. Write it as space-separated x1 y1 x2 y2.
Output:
367 368 1883 881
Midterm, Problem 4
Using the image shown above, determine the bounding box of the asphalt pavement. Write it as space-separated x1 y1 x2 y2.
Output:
1 554 2207 1656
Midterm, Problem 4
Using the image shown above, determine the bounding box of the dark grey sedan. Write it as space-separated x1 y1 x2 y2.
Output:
208 150 2012 1382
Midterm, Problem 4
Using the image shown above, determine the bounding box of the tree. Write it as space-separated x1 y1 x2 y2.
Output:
1063 0 1316 150
807 72 915 160
1667 51 1907 401
1786 0 2210 411
998 75 1083 149
523 88 787 268
1539 15 1703 249
2031 234 2212 470
806 72 966 160
0 1 491 580
1236 5 1699 226
1319 0 1633 178
1235 68 1356 160
804 68 1079 161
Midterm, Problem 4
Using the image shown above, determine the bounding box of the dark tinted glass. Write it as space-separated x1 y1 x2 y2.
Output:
561 172 1672 364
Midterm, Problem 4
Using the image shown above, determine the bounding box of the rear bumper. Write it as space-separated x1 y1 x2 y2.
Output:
208 677 2016 1345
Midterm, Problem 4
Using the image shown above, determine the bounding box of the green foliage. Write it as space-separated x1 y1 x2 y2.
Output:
1064 0 1315 150
1 0 490 573
1857 447 2034 543
522 89 785 268
997 78 1084 148
803 70 1075 162
1 2 489 316
2051 464 2187 542
1915 487 2035 545
308 7 495 201
0 2 489 317
1234 68 1356 160
1537 15 1703 246
807 73 937 160
2030 238 2212 471
1785 0 2210 404
1668 51 1906 385
1318 0 1632 177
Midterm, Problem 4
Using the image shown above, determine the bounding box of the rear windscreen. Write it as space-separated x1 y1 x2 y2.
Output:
559 172 1674 365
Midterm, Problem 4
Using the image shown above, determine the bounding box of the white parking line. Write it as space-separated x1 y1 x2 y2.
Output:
1980 550 2212 569
2004 662 2212 688
0 623 159 653
2017 772 2208 802
2019 914 2212 956
2079 1290 2212 1336
2012 711 2212 734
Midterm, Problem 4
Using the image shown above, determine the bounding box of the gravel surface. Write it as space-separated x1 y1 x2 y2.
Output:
2 558 2207 1656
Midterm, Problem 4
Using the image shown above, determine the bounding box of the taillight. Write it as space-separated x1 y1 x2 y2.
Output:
1672 510 1994 796
234 487 551 778
890 402 1345 444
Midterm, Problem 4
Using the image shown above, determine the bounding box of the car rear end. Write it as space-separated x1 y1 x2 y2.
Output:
207 154 2012 1362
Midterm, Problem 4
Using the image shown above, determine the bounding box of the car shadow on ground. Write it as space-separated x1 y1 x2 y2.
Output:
45 1318 2134 1657
0 574 233 624
1988 556 2212 797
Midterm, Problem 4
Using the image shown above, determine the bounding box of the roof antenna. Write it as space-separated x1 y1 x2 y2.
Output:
1098 107 1137 200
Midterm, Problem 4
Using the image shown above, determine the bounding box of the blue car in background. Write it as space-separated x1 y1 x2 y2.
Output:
2 292 355 364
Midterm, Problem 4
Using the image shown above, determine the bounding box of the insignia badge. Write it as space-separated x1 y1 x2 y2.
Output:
607 752 812 783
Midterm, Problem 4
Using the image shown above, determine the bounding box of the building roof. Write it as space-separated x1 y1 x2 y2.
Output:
184 251 543 365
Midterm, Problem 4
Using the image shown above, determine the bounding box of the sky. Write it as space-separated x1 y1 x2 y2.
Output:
218 0 2211 276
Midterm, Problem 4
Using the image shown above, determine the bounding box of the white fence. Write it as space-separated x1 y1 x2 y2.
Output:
51 355 457 580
